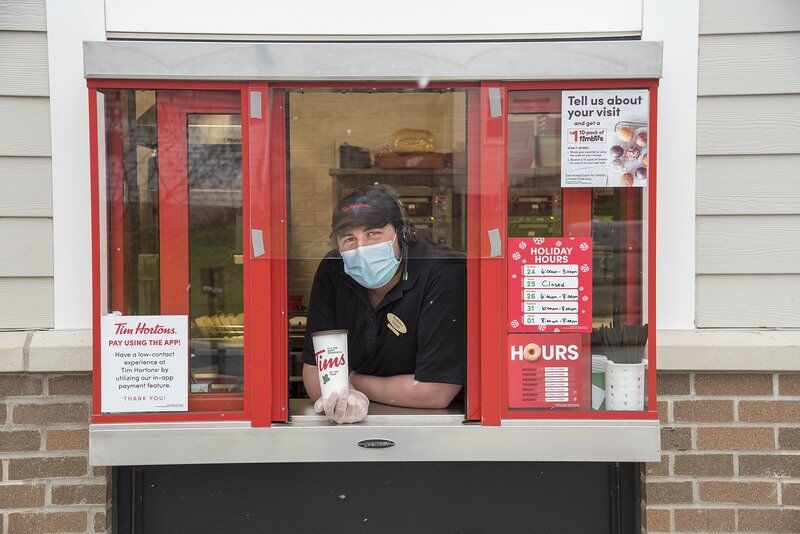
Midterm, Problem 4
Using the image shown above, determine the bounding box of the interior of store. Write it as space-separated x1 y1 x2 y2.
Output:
285 89 469 398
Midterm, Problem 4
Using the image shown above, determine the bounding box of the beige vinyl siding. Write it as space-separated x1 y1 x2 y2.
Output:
698 33 800 96
696 155 800 215
0 31 49 96
0 278 53 328
0 156 51 216
699 0 800 35
0 96 51 156
697 216 800 274
696 0 800 327
696 275 800 328
0 0 53 329
0 0 47 31
0 218 53 276
696 95 800 155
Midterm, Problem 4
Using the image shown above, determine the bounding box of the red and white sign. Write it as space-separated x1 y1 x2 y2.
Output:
507 333 585 409
100 314 188 413
507 237 593 333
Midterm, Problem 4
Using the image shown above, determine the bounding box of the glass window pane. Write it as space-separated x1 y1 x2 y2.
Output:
507 91 562 238
506 89 650 415
282 89 470 414
186 112 244 396
99 89 244 413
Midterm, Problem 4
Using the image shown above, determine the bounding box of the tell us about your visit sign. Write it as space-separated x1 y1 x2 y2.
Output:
101 315 188 413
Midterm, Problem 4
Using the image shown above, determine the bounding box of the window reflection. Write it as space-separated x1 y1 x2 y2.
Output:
507 91 562 237
101 90 244 410
187 113 244 394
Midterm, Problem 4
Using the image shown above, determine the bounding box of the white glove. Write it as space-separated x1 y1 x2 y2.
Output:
314 387 369 424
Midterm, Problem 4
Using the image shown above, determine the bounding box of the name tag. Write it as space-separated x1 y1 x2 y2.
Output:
386 313 407 336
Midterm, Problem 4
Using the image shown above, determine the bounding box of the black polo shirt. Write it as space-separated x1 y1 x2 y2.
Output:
301 241 466 385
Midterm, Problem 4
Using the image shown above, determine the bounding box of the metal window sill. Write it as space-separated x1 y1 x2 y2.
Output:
89 400 659 465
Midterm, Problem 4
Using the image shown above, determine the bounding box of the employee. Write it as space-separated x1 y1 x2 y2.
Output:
302 185 466 424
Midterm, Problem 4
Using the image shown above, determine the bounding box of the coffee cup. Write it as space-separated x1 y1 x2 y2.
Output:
311 329 349 401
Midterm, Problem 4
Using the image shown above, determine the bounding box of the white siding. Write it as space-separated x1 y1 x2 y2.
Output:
0 0 53 329
696 0 800 328
103 0 643 38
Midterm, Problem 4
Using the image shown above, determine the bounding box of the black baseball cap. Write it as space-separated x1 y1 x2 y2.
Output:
330 185 404 238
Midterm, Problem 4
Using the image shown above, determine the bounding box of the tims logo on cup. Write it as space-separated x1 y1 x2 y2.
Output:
315 349 346 371
311 329 350 400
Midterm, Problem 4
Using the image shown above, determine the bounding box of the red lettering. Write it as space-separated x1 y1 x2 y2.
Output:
114 322 134 335
133 322 178 336
315 350 345 371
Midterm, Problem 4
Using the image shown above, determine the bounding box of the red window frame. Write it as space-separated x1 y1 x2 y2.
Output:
483 80 659 422
90 80 256 423
89 78 658 426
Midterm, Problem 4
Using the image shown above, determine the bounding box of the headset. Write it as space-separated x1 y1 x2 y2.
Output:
376 185 416 278
381 185 417 248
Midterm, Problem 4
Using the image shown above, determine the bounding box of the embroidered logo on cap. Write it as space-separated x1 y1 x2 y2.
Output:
340 202 372 213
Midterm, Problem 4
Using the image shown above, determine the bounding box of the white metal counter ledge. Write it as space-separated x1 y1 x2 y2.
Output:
89 400 659 465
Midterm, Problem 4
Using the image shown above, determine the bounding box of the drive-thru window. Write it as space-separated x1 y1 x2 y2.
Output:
87 41 661 465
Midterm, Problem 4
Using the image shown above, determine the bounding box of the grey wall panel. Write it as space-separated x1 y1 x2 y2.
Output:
0 97 51 156
697 215 800 274
0 31 49 96
698 33 800 96
0 156 52 216
700 0 800 35
0 217 53 276
697 155 800 215
0 277 53 328
697 274 800 327
0 0 46 31
697 95 800 155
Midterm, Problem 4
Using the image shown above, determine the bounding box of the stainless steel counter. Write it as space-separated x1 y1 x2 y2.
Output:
89 400 659 465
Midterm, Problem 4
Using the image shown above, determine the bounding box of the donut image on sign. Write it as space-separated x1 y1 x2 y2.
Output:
523 343 542 362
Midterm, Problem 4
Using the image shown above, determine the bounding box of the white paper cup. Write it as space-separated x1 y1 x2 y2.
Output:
604 361 645 411
311 329 349 401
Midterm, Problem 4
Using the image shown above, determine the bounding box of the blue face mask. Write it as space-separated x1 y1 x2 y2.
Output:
341 235 401 289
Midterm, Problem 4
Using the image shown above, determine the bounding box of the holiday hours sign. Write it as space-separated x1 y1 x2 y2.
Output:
507 237 593 333
101 315 188 413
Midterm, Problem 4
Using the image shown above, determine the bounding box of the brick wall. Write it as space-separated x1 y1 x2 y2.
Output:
644 372 800 533
0 373 108 534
